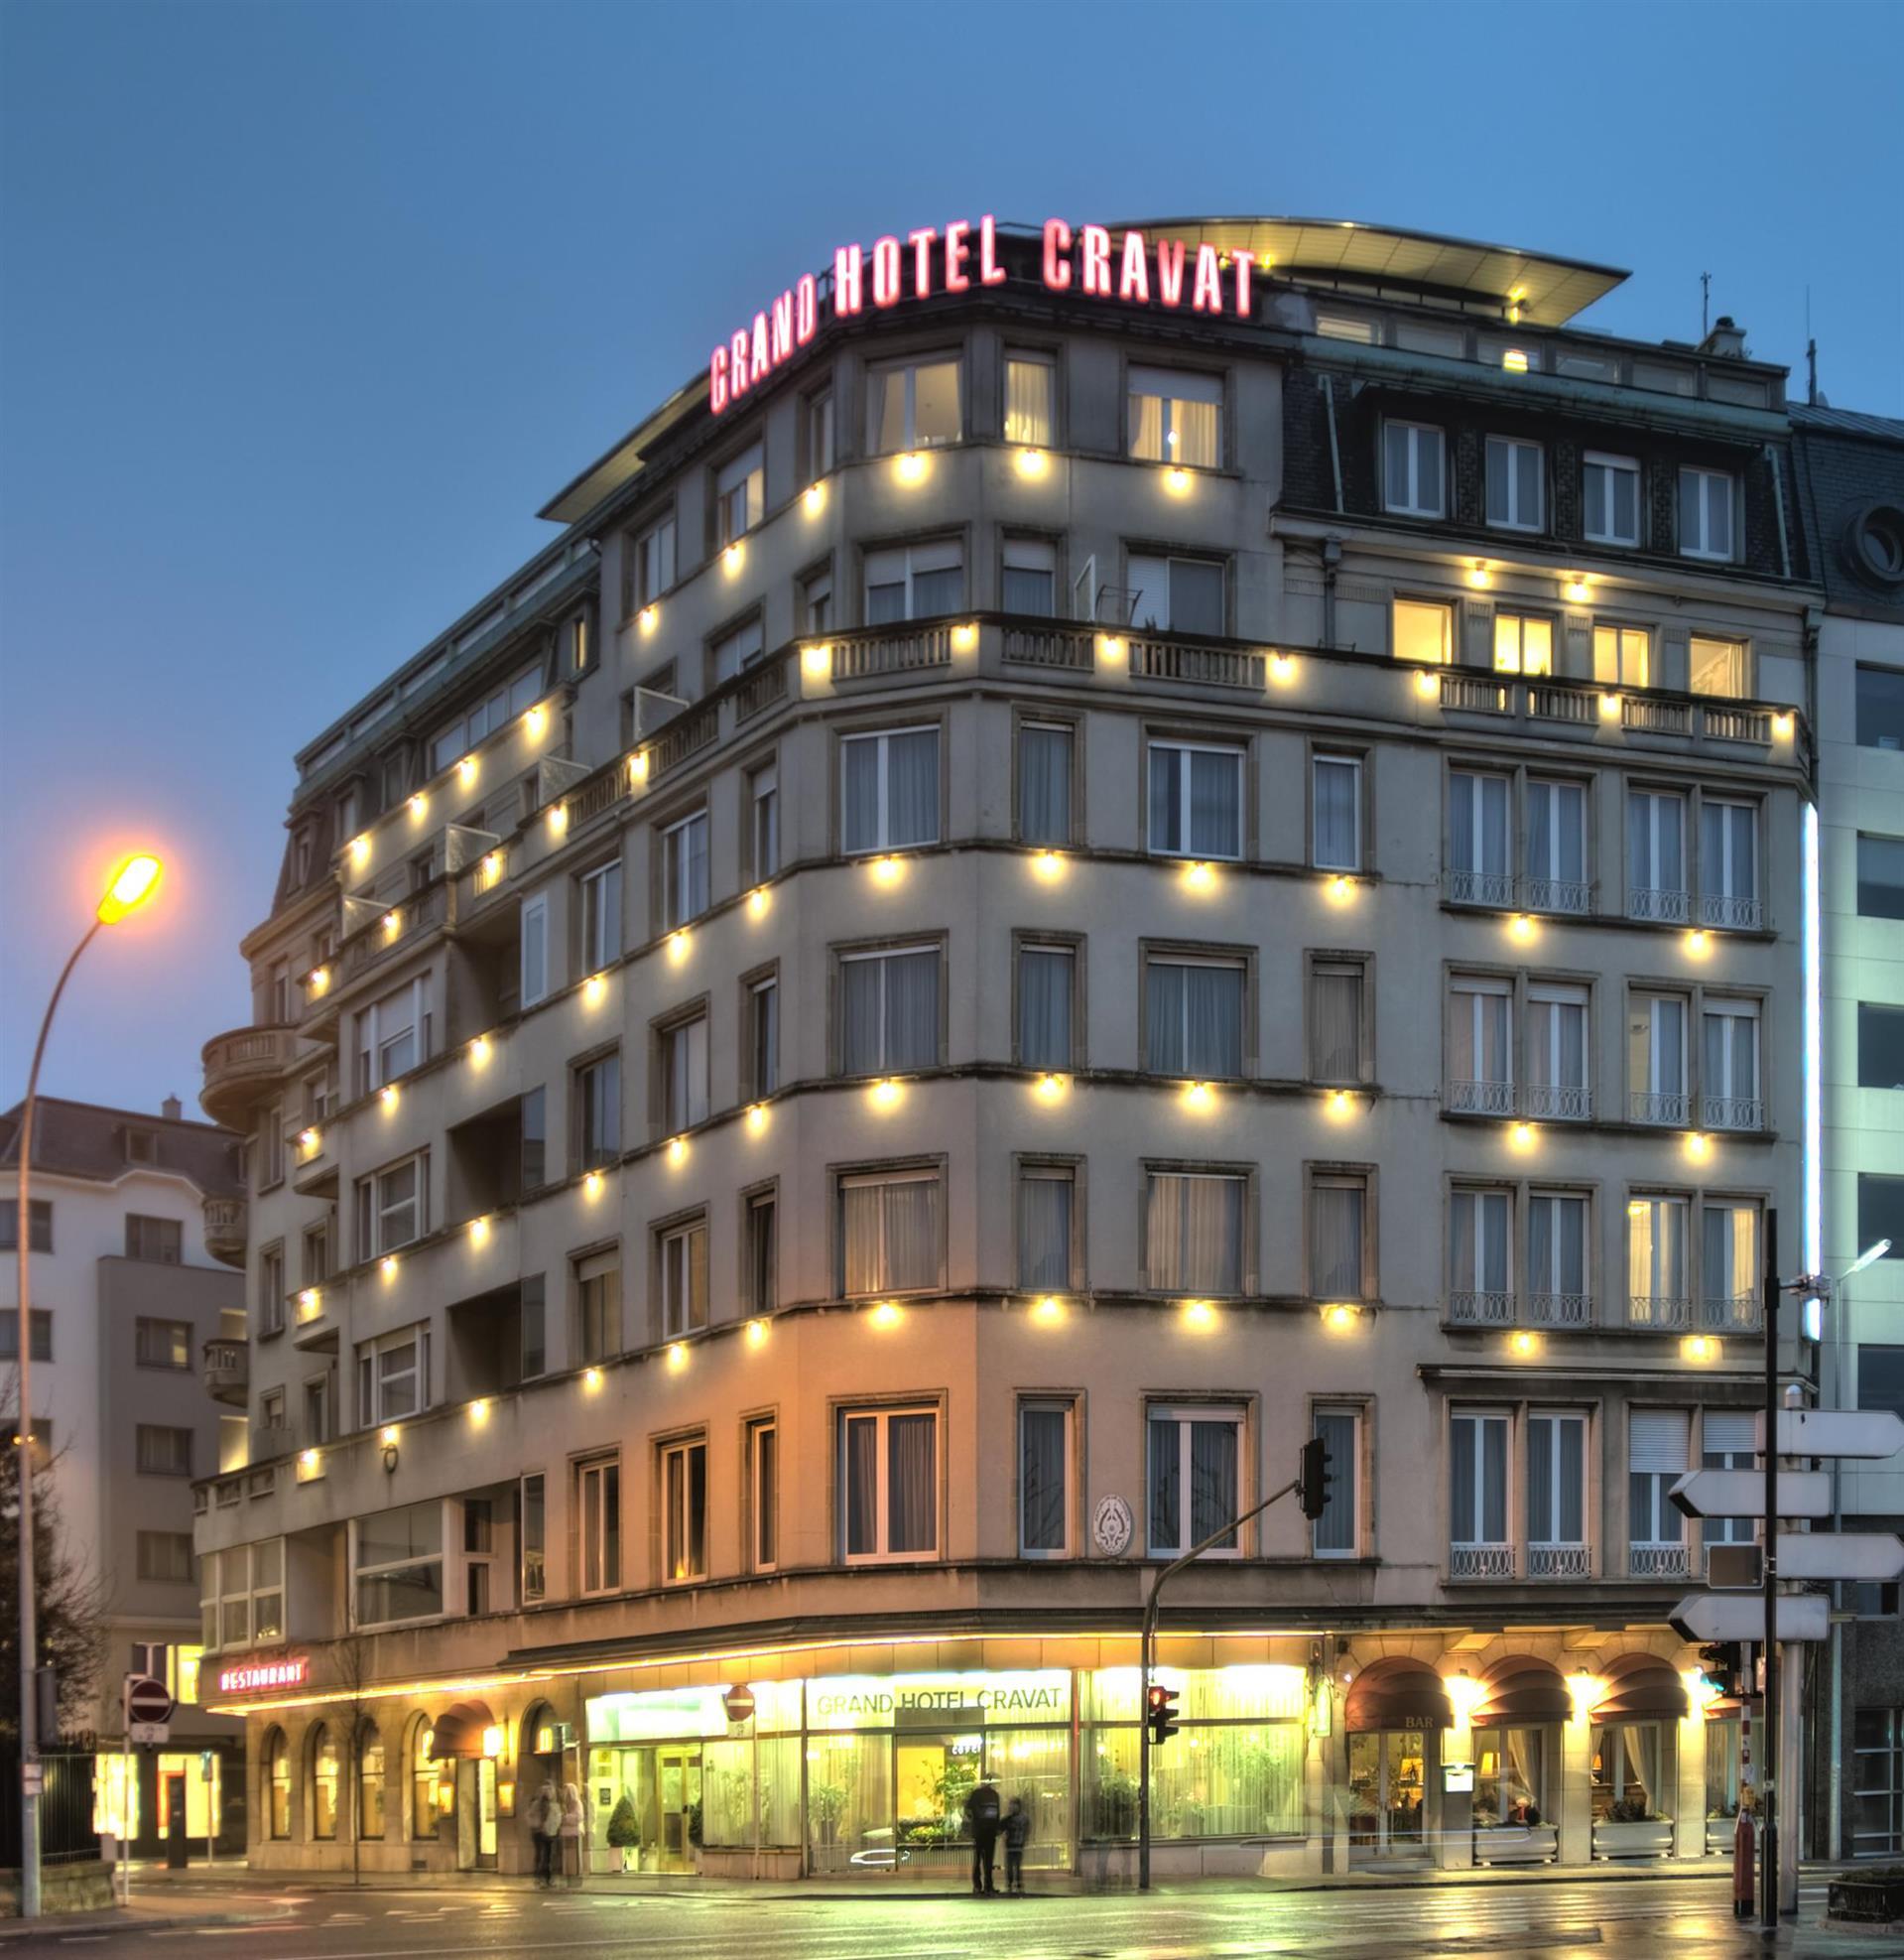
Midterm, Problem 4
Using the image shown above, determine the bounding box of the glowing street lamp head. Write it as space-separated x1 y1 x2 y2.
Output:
96 852 163 924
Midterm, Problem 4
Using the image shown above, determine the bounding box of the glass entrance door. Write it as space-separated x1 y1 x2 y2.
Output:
656 1747 701 1872
1347 1728 1429 1858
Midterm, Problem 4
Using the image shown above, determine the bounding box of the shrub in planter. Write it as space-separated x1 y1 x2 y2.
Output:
604 1793 640 1873
1829 1867 1904 1923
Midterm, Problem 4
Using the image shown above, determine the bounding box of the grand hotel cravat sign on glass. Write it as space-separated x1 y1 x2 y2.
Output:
708 217 1264 412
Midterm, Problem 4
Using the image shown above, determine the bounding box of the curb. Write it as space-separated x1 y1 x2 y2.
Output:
0 1909 300 1940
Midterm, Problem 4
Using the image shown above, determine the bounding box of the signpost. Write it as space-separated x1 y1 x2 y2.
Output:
1670 1593 1830 1642
125 1674 172 1747
1669 1469 1832 1519
1760 1408 1904 1459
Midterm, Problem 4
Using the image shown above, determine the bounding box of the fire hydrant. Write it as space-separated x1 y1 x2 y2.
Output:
1732 1806 1756 1919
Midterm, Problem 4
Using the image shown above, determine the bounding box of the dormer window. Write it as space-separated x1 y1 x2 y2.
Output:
124 1128 158 1166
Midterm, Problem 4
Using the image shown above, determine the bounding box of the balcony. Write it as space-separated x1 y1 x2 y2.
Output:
200 1025 299 1126
1520 874 1593 917
1522 1082 1590 1121
1629 1544 1691 1579
1628 1090 1691 1126
1449 1290 1514 1326
201 1339 248 1406
1529 1291 1593 1328
1699 891 1764 931
1627 886 1692 925
1450 1543 1514 1579
1700 1290 1763 1334
202 1196 247 1267
1626 1294 1692 1332
1443 867 1515 908
1702 1094 1765 1133
1528 1543 1591 1579
1447 1078 1515 1116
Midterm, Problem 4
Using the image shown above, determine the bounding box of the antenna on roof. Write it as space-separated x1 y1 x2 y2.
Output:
1806 287 1819 408
1701 271 1711 338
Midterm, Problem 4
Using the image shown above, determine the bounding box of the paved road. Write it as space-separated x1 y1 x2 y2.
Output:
2 1875 1888 1958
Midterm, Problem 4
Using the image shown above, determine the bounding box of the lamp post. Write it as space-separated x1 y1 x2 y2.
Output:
14 853 162 1917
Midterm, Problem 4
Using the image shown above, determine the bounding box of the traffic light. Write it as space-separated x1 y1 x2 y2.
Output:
1298 1435 1333 1522
1698 1641 1747 1699
1146 1683 1181 1746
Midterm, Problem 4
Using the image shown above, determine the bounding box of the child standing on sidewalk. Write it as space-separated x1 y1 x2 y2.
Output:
1002 1796 1031 1895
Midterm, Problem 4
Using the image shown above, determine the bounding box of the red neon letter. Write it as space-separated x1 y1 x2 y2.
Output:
946 220 972 293
1081 224 1110 297
1156 239 1186 308
796 272 818 343
871 235 902 309
1192 243 1222 313
1230 249 1256 318
709 346 729 414
908 227 937 299
977 214 1006 286
1117 229 1150 305
834 245 864 318
770 291 795 366
729 330 751 395
750 312 771 381
1042 218 1073 291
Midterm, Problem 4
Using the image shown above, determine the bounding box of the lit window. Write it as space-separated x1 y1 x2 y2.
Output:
867 357 960 454
1584 453 1640 547
1690 635 1748 698
714 443 764 548
1627 1195 1690 1325
1493 612 1553 676
1392 598 1453 665
1005 352 1056 446
1592 623 1649 687
1127 364 1222 468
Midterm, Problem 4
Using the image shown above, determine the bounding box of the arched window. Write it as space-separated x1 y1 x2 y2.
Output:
264 1728 291 1840
310 1723 339 1841
358 1722 385 1840
411 1716 443 1839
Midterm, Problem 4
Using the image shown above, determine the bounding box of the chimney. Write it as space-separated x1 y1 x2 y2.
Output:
161 1095 183 1121
1699 316 1748 359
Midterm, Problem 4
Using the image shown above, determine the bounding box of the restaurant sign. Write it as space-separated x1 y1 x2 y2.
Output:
216 1655 309 1696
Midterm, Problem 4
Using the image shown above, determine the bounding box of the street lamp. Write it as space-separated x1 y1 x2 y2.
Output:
14 851 163 1918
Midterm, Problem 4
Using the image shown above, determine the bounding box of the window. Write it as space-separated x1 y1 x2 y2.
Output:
1017 720 1073 846
356 1325 430 1426
1527 981 1590 1119
630 512 676 609
1127 552 1224 635
714 442 764 547
661 1438 708 1583
1858 836 1904 919
1593 624 1650 687
838 1168 941 1294
1527 778 1588 913
266 1731 291 1839
1392 598 1452 665
359 1724 385 1840
258 1244 284 1338
1312 753 1361 870
1857 665 1904 751
1628 788 1689 920
1679 467 1734 560
135 1318 192 1370
748 760 779 878
660 1014 708 1132
839 945 940 1074
577 1456 622 1595
1493 612 1553 676
1853 1709 1904 1858
136 1425 192 1476
268 961 290 1025
1702 998 1761 1129
1019 1399 1073 1556
984 345 1054 446
1861 1345 1904 1419
867 356 960 453
1529 1192 1590 1325
1017 1163 1075 1290
311 1726 339 1840
1700 1409 1758 1551
1145 953 1244 1079
410 1722 441 1839
1127 364 1221 467
1627 991 1690 1123
1628 1410 1689 1570
1526 1413 1587 1575
1145 1169 1245 1295
1584 453 1640 546
840 725 940 851
747 1420 778 1573
748 977 779 1098
574 1053 620 1168
201 1540 282 1650
1450 769 1511 905
805 388 834 479
864 540 963 623
1002 535 1058 615
1859 1176 1904 1262
567 608 592 676
1382 421 1445 518
1316 314 1377 343
1628 1196 1689 1327
1312 1406 1361 1557
519 1473 546 1603
1450 1410 1510 1573
712 616 765 685
520 1087 546 1190
839 1405 939 1561
0 1199 52 1252
661 811 709 929
520 1274 546 1380
1147 1405 1243 1557
1147 738 1243 859
659 1219 708 1338
745 1190 777 1311
1450 1189 1512 1323
1448 975 1512 1112
580 862 620 972
426 662 542 775
575 1249 621 1365
136 1530 194 1583
1017 942 1075 1073
125 1214 183 1264
802 565 833 634
354 1500 444 1626
1311 1172 1368 1299
1690 635 1748 698
0 1311 52 1363
302 1221 330 1286
1860 1003 1904 1088
520 893 549 1007
1309 959 1365 1084
1485 436 1543 531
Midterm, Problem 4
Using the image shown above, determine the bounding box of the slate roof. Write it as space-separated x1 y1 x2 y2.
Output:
0 1096 242 1195
1790 403 1904 618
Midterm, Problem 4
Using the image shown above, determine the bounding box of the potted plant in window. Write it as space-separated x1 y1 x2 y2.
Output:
604 1792 640 1874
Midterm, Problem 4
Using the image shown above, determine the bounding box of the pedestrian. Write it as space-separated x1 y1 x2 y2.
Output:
527 1775 560 1888
962 1777 1002 1895
558 1778 586 1887
1002 1795 1031 1895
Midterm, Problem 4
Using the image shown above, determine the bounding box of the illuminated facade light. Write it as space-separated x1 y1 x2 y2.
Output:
1163 467 1192 495
1509 912 1537 943
1466 563 1491 589
1598 692 1622 720
299 1447 319 1470
482 849 505 884
629 750 650 785
1327 875 1354 903
469 1398 491 1425
1565 578 1590 604
1501 348 1530 373
668 930 690 962
802 643 831 679
1322 1302 1360 1333
1686 929 1710 957
748 885 771 917
380 1084 399 1112
1032 850 1064 881
1182 860 1215 891
951 622 978 653
469 1034 491 1066
638 604 660 635
583 1170 604 1198
1328 1090 1353 1117
298 1126 321 1153
1772 711 1795 740
1036 1074 1068 1102
1015 448 1048 478
382 910 402 941
525 703 549 737
548 802 569 836
1685 1130 1712 1162
1182 1081 1214 1111
746 1102 769 1132
667 1136 688 1165
583 973 607 1004
870 1302 902 1329
308 966 330 996
1507 1329 1542 1359
869 854 904 885
667 1342 688 1369
803 480 826 516
1682 1334 1721 1365
869 1077 903 1110
1268 653 1296 685
297 1287 321 1320
722 542 745 573
746 1318 769 1347
1510 1121 1536 1150
457 755 477 787
380 1425 401 1448
1415 668 1440 699
408 793 428 819
583 1367 603 1390
1094 633 1126 665
1182 1299 1215 1328
469 1215 490 1244
349 834 372 867
481 1726 504 1760
894 451 928 484
1033 1296 1065 1324
380 1255 399 1281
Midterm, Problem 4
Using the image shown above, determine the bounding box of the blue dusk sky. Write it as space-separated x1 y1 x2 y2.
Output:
2 0 1899 1117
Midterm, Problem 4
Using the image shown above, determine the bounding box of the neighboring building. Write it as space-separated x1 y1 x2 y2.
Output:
196 217 1819 1879
1791 403 1904 1860
1 1095 247 1851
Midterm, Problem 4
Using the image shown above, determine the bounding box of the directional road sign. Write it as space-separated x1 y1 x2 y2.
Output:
1760 1407 1904 1460
1669 1593 1830 1642
1774 1533 1904 1583
1669 1469 1832 1520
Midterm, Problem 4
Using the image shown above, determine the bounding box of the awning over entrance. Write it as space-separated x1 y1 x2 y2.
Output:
1345 1657 1453 1732
1591 1653 1691 1722
1469 1654 1571 1728
430 1699 498 1759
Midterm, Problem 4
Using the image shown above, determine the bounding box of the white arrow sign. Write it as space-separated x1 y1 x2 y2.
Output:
1774 1533 1904 1582
1669 1469 1832 1519
1670 1593 1831 1642
1759 1408 1904 1461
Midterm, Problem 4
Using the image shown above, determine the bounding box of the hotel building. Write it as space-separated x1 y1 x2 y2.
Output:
195 217 1820 1878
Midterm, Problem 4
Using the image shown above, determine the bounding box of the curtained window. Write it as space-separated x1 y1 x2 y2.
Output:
574 1053 620 1168
863 541 964 623
839 1406 938 1561
839 1169 941 1295
1018 944 1075 1071
662 1014 708 1132
1450 1410 1510 1547
1017 1165 1074 1290
1527 780 1587 893
575 1249 621 1365
1485 437 1545 533
266 1729 291 1839
841 726 940 852
1450 771 1511 881
1527 983 1589 1111
659 1219 708 1338
1309 960 1365 1083
1148 739 1243 858
1702 1203 1758 1321
1005 353 1056 447
1382 421 1445 517
662 811 709 928
1584 453 1640 547
1147 1405 1244 1556
1592 623 1650 686
1473 1727 1548 1828
577 1456 621 1595
662 1438 708 1582
1449 977 1513 1096
1702 1000 1759 1111
358 1724 385 1841
1679 467 1734 562
1310 1175 1367 1300
1528 1192 1589 1313
1127 364 1222 468
1313 1406 1360 1557
1019 1401 1072 1555
1145 1171 1245 1295
579 862 621 972
1002 536 1057 615
839 946 940 1075
311 1725 339 1840
1526 1411 1586 1548
1017 721 1073 845
1627 1196 1688 1324
1312 754 1361 870
1628 789 1687 901
1450 1189 1512 1305
1146 956 1244 1078
1702 798 1757 907
410 1723 440 1839
748 979 778 1099
867 358 960 454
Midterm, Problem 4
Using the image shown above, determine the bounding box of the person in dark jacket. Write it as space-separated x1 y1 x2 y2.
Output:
1002 1795 1031 1895
962 1778 1002 1895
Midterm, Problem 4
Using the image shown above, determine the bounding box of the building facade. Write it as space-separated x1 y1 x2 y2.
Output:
195 218 1820 1879
1 1096 247 1851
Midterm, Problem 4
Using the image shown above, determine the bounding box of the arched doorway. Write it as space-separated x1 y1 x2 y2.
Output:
431 1699 500 1870
1344 1659 1451 1865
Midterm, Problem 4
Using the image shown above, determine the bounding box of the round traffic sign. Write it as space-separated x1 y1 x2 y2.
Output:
721 1686 756 1724
126 1675 173 1725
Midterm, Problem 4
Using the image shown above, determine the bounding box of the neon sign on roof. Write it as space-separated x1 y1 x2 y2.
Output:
709 216 1261 414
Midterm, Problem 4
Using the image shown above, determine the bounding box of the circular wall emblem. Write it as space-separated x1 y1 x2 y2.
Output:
1091 1494 1134 1557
